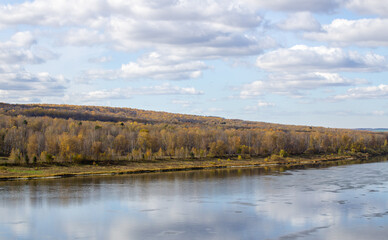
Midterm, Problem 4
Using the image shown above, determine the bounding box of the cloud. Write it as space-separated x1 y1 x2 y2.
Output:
84 52 208 81
256 45 387 72
61 28 107 46
0 0 343 31
304 18 388 47
243 0 344 12
257 100 275 107
88 56 111 63
0 65 67 102
0 1 276 82
82 83 203 101
0 31 64 102
0 31 57 65
240 72 363 98
333 84 388 100
0 0 109 27
3 31 36 48
277 12 321 31
105 12 266 55
244 100 275 111
104 12 270 61
0 1 271 60
372 110 385 116
346 0 388 17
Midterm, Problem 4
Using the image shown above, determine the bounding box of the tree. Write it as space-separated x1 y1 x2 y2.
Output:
0 103 387 164
27 133 38 159
59 133 80 161
91 141 102 160
9 148 22 164
40 151 54 163
137 129 151 151
209 140 226 157
113 134 128 155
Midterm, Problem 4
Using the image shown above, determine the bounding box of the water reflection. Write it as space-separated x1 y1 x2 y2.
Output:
1 158 388 239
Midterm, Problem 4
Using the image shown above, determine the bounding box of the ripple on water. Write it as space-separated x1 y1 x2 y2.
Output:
228 201 257 206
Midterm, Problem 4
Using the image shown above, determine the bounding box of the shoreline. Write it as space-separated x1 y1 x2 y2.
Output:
0 154 384 181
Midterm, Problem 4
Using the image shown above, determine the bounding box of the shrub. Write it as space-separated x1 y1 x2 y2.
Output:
279 149 288 158
269 154 283 161
72 154 86 164
9 148 22 164
40 151 54 163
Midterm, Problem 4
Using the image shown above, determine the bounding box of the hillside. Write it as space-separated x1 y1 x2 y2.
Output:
0 102 320 131
0 102 387 164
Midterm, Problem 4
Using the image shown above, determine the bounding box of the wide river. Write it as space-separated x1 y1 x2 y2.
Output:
1 158 388 240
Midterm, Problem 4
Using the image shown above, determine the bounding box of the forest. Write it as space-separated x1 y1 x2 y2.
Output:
0 102 387 164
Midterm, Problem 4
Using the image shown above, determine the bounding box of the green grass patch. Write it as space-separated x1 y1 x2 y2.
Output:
7 169 44 174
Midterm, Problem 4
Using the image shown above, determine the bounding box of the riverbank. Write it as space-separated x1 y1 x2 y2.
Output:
0 154 379 181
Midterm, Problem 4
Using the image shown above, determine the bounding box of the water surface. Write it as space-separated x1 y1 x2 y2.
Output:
1 158 388 239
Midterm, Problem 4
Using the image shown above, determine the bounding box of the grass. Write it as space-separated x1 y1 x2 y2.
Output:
0 153 377 181
7 169 44 174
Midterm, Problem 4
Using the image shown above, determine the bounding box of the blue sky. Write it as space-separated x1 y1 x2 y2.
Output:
0 0 387 128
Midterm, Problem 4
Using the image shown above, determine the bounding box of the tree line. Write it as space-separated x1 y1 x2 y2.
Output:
0 103 387 164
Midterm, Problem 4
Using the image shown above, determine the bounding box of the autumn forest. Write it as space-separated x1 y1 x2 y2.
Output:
0 102 387 165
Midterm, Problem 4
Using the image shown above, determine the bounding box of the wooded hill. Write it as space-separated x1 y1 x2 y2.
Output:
0 102 387 164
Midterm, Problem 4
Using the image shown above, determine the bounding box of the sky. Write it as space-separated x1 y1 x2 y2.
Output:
0 0 387 128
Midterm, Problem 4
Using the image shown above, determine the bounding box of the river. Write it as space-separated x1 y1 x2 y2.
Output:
1 157 388 240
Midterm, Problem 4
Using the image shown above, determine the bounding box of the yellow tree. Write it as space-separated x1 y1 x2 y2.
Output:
27 133 38 159
137 129 151 151
59 133 80 162
114 134 128 155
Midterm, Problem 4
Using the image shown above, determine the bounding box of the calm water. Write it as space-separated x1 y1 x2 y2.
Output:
1 158 388 240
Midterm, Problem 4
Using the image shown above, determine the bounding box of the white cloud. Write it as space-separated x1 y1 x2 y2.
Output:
82 83 203 101
61 29 106 46
277 12 321 31
240 72 363 98
0 0 344 31
0 31 64 102
105 12 265 52
305 18 388 47
245 100 275 111
257 100 275 107
0 1 270 59
0 65 67 102
0 1 276 82
0 31 56 65
3 31 36 48
104 14 270 60
257 45 387 72
372 110 385 116
84 52 208 81
333 84 388 100
243 0 344 12
164 36 276 60
0 0 109 27
346 0 388 17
